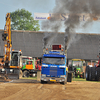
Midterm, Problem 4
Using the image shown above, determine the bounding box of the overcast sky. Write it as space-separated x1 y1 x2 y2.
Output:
0 0 100 33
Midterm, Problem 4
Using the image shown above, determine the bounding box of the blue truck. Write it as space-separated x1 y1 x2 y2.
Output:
41 45 72 84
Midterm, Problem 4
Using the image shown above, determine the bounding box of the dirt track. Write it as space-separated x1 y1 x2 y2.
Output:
0 80 100 100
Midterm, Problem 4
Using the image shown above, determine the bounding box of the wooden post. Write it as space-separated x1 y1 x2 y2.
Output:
37 70 41 81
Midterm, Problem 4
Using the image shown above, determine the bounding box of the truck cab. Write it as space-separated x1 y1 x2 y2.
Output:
10 50 22 68
41 45 68 84
22 60 35 70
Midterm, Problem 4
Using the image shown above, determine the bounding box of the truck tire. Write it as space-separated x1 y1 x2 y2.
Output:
90 67 96 81
60 79 66 85
82 73 85 79
23 70 29 77
41 80 47 84
96 67 100 81
67 73 72 82
61 73 67 85
89 67 92 81
41 80 44 84
61 80 66 85
86 66 90 81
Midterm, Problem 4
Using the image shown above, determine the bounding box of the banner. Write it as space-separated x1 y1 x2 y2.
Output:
34 13 51 20
34 13 100 21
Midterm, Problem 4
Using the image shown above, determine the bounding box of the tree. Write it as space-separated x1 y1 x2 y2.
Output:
10 9 40 31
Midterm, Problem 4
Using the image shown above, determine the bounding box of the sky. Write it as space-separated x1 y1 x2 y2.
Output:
0 0 100 33
0 0 55 30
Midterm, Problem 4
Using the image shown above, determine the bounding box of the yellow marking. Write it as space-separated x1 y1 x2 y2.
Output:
50 79 56 82
66 67 68 71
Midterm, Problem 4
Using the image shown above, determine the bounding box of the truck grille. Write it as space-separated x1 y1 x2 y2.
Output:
50 67 57 77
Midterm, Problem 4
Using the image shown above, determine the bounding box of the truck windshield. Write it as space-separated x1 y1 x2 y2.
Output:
73 61 82 67
43 57 65 64
27 61 32 65
11 52 18 66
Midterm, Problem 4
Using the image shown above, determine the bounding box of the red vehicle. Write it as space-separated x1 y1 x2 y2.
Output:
35 59 41 70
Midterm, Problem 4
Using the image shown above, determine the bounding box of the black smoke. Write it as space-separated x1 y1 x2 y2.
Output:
42 0 100 49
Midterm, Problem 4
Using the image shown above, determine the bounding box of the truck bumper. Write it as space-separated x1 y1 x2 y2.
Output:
0 68 20 79
41 77 66 82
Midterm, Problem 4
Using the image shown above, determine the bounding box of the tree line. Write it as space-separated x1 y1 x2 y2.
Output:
10 9 40 31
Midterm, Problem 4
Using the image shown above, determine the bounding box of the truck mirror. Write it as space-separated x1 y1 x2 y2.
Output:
19 53 22 56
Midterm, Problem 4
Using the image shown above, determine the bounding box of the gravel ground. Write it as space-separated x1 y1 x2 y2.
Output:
0 79 100 100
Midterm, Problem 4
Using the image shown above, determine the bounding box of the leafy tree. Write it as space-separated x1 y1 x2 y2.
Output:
10 9 40 31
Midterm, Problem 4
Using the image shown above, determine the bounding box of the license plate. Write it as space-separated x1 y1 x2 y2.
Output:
50 79 56 82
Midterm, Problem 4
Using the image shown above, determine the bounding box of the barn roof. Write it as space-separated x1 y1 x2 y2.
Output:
67 33 99 60
0 29 100 60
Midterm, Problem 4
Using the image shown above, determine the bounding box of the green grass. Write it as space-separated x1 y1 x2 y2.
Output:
21 77 100 82
72 77 100 82
72 78 86 81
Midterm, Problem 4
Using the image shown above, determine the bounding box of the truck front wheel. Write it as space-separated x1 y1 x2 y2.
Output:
61 80 66 85
67 73 72 82
86 66 90 81
23 70 29 77
96 67 100 81
41 80 45 84
61 74 67 85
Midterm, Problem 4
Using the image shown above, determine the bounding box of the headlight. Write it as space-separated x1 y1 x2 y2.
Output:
41 74 46 77
42 64 48 67
59 66 66 68
2 69 5 71
62 79 65 81
10 69 13 72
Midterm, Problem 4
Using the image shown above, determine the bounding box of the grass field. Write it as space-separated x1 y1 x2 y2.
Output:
21 77 100 83
73 78 86 81
73 77 100 82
